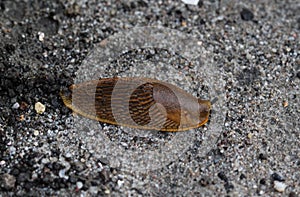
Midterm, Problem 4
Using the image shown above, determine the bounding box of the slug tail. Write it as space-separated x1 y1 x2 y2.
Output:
60 89 73 109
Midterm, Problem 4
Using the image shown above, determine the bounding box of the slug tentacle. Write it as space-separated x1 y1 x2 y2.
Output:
60 77 211 132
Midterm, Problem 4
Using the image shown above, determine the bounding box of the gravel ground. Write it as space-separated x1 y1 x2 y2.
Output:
0 0 299 196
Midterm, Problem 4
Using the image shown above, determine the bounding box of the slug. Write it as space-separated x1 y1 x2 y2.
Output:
60 77 211 132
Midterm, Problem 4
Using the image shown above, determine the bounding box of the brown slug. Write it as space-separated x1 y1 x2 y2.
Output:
60 77 211 132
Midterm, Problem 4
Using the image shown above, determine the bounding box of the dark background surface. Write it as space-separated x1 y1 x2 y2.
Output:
0 0 299 196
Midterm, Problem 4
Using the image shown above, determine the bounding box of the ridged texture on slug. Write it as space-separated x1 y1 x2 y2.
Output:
60 77 211 132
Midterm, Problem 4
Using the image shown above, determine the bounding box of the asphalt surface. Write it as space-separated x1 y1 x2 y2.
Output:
0 0 299 196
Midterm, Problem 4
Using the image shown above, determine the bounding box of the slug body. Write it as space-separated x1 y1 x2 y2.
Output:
60 77 211 132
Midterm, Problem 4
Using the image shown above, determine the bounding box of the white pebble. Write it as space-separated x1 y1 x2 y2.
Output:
246 53 252 60
12 102 20 109
104 189 110 194
274 181 286 192
181 0 199 5
117 179 124 187
76 181 83 189
32 173 38 180
35 102 46 114
33 130 39 136
65 152 72 158
9 146 16 155
41 158 49 164
38 32 45 42
59 169 66 178
89 186 98 194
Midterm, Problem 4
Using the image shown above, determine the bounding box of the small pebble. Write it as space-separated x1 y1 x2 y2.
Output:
59 169 66 178
41 158 49 164
12 102 20 109
0 173 16 190
65 152 72 158
272 172 285 182
9 146 16 155
76 181 83 189
259 190 264 195
33 130 39 136
240 8 254 21
31 173 38 180
246 53 251 60
38 32 45 42
20 101 28 110
19 114 25 121
104 188 110 194
89 186 98 194
181 0 199 5
282 100 288 108
274 181 286 192
35 102 46 114
271 48 277 53
117 179 124 187
247 133 253 139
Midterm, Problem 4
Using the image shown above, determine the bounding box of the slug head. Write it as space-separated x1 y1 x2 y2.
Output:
179 98 211 129
153 82 211 130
